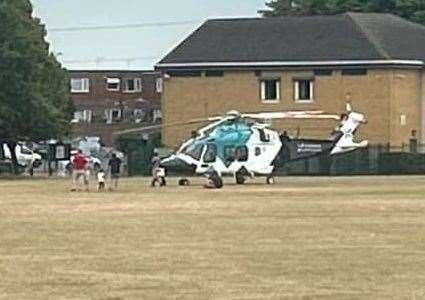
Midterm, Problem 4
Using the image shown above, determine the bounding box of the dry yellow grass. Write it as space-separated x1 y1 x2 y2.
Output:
1 176 425 299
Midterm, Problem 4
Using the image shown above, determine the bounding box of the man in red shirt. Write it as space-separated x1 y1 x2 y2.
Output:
71 149 88 191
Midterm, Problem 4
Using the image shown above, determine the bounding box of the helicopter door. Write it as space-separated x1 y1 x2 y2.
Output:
223 145 236 166
235 146 248 162
200 143 217 168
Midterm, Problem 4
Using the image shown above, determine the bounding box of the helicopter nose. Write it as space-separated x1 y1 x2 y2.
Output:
161 156 196 175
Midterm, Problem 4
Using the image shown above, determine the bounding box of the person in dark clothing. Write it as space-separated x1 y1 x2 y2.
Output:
108 153 122 191
204 168 223 189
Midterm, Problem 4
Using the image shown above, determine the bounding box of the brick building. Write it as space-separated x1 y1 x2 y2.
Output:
156 13 425 148
69 70 162 145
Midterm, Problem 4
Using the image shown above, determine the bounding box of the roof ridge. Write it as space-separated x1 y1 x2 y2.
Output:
207 14 344 22
385 13 425 30
345 13 391 59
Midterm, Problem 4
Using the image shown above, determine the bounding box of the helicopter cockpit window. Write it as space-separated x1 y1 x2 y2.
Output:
203 144 217 163
183 143 203 160
258 129 270 142
224 146 236 162
236 146 248 162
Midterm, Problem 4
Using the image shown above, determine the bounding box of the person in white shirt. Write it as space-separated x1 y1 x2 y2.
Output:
97 169 106 192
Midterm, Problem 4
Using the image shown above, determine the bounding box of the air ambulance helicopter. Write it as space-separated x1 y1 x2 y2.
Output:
116 104 368 187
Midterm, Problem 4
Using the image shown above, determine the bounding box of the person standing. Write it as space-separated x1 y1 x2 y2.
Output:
71 149 88 191
108 153 122 191
150 151 165 187
97 169 106 192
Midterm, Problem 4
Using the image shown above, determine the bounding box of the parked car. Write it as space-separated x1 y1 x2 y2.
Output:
60 150 102 174
2 143 42 168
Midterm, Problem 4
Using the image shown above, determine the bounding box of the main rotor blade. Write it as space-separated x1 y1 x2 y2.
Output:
113 117 213 136
242 111 340 120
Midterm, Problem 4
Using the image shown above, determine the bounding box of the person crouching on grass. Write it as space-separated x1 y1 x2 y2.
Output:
71 149 89 192
108 153 122 191
97 169 106 192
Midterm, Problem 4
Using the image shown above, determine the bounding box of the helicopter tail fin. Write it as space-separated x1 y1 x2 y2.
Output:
330 108 368 155
277 105 368 163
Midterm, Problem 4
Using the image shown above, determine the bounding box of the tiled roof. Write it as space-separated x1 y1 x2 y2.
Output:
157 13 425 68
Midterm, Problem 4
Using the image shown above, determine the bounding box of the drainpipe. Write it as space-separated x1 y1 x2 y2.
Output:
422 70 425 144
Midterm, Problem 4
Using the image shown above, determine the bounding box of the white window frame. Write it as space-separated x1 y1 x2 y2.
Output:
294 79 314 103
106 78 121 91
133 109 146 123
71 78 90 93
73 111 83 122
153 109 162 123
123 78 142 93
105 108 122 124
73 110 92 123
156 78 163 93
83 110 92 123
260 79 280 103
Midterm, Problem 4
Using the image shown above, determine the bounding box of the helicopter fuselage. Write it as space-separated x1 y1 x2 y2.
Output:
161 120 282 177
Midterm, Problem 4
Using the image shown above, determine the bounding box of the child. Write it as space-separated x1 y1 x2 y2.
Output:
97 169 106 192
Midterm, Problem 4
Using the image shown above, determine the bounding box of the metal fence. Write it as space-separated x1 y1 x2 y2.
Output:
3 140 425 177
275 142 425 176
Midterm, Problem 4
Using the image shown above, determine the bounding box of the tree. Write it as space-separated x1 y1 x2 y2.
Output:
259 0 425 25
259 0 334 16
0 0 73 173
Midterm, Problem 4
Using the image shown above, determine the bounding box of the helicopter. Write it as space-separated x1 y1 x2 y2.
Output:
116 104 368 186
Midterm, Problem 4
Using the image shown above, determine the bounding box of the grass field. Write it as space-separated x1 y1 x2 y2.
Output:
1 176 425 299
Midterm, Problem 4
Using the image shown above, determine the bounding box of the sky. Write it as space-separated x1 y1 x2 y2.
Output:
31 0 266 70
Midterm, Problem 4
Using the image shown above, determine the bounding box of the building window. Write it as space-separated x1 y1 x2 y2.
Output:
152 109 162 123
105 108 123 124
106 78 120 91
72 110 92 123
167 71 202 77
205 70 224 77
133 109 146 123
342 69 368 76
294 79 314 102
123 78 142 93
71 78 89 93
260 79 280 102
314 69 333 76
156 78 163 93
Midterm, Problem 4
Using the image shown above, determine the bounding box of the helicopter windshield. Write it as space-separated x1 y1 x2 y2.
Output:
182 143 204 160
